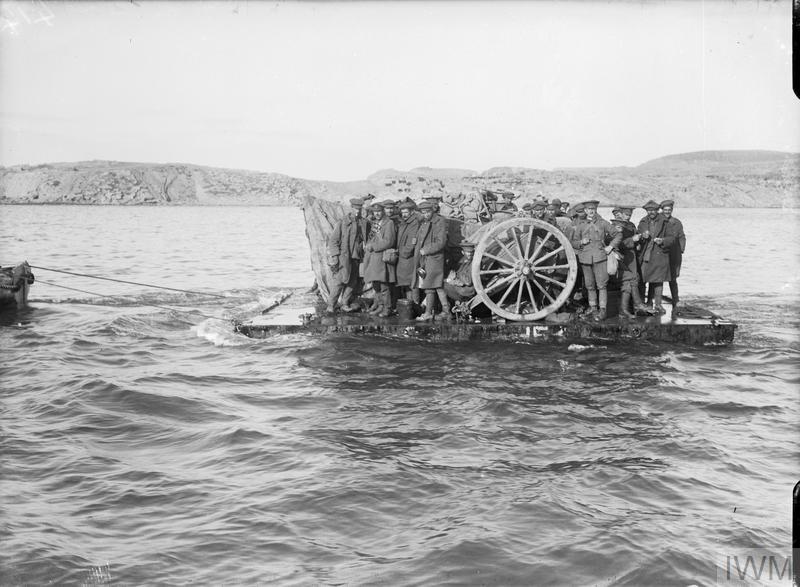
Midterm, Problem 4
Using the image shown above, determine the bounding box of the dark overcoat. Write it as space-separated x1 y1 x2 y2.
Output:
327 213 369 284
637 214 672 283
414 213 447 289
363 218 397 283
396 214 420 287
611 219 639 282
663 216 685 279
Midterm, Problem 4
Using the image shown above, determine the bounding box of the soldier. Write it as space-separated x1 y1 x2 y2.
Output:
414 200 449 321
531 200 547 220
610 205 649 317
660 199 685 313
396 200 421 305
567 202 587 226
326 198 369 313
520 202 534 218
363 203 398 318
637 199 672 313
561 201 571 215
546 198 564 218
444 241 476 302
570 200 622 320
382 199 400 227
498 192 518 212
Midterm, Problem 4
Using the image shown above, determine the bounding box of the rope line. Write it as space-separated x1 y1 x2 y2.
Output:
30 265 228 299
35 278 231 323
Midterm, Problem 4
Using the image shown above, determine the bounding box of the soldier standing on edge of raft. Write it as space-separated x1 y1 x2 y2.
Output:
660 199 685 316
326 198 369 313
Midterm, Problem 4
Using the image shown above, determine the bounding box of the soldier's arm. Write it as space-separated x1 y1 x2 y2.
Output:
677 219 686 252
606 222 623 249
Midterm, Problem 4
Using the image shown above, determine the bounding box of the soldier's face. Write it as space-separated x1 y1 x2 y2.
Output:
373 207 384 220
621 210 632 221
463 248 474 262
647 208 658 219
661 206 672 219
586 207 597 220
421 209 434 221
400 208 411 219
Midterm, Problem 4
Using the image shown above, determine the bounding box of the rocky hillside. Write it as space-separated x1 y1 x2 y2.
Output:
1 151 797 207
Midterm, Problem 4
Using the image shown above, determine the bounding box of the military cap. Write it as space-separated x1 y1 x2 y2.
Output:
561 201 570 207
349 197 364 207
660 199 675 208
370 203 383 211
522 202 533 211
502 191 517 200
418 200 435 211
380 199 396 207
546 200 560 209
582 200 600 208
459 240 476 250
532 201 546 210
550 198 562 207
643 199 660 210
398 200 416 210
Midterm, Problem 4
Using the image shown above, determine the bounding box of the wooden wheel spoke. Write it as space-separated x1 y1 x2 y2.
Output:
533 271 567 288
528 232 551 263
525 226 535 260
496 277 520 306
531 275 557 304
535 263 571 270
510 226 526 260
532 246 565 266
524 279 538 313
493 235 519 263
480 268 513 276
482 252 516 268
514 278 524 314
484 273 517 296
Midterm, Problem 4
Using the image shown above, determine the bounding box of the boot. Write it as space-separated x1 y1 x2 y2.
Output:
619 291 635 318
435 289 451 321
585 290 598 317
653 284 665 314
416 291 436 321
369 294 384 315
341 286 357 312
595 288 607 321
631 284 649 314
378 289 393 318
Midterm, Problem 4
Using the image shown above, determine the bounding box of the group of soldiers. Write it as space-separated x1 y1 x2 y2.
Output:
326 194 462 321
326 191 686 321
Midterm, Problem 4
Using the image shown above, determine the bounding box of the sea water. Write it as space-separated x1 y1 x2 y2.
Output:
0 205 797 585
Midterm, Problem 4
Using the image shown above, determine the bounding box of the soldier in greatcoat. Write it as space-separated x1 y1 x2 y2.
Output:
363 203 398 318
396 200 421 305
610 205 649 317
413 200 449 321
570 199 622 320
637 199 672 313
660 199 686 313
326 198 369 313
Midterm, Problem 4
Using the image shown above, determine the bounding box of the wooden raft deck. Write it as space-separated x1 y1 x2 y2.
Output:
234 294 737 345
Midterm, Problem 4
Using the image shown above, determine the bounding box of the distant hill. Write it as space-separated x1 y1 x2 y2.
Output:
1 150 797 207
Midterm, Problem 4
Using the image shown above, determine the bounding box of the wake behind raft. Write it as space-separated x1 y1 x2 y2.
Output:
234 196 736 345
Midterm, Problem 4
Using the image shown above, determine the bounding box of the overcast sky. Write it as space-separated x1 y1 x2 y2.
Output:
0 0 796 180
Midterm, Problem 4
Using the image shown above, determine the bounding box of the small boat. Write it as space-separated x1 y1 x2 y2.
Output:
0 261 35 309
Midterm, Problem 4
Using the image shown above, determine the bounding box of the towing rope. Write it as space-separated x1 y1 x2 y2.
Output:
30 265 228 299
35 278 232 323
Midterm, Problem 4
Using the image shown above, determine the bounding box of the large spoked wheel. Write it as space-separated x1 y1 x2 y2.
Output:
471 218 578 321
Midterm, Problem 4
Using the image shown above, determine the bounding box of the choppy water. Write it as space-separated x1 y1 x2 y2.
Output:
1 205 798 585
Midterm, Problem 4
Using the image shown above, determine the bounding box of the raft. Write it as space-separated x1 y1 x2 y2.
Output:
235 195 737 345
234 290 737 345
